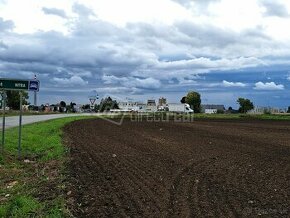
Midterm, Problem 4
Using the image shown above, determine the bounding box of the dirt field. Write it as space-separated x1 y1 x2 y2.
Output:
64 119 290 217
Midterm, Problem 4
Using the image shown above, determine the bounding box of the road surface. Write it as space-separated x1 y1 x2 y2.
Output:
0 113 100 129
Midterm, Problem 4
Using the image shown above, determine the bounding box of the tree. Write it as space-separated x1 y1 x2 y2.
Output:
59 101 67 113
237 98 254 113
228 106 233 111
185 91 201 113
98 96 119 112
69 102 76 113
180 96 186 104
60 101 66 108
39 104 45 112
82 104 90 110
287 106 290 113
6 91 29 110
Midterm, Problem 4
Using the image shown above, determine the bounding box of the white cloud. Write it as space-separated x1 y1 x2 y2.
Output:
254 81 284 90
96 87 142 95
156 57 264 71
131 77 161 89
222 80 246 87
102 75 161 89
260 0 289 17
42 7 68 18
52 75 88 87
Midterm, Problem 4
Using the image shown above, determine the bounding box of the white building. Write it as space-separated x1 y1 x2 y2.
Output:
117 101 146 112
205 109 217 114
73 104 83 113
247 106 285 114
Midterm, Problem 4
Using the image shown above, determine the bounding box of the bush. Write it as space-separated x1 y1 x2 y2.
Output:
263 109 271 115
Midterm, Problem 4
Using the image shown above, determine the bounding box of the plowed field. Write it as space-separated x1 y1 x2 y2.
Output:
64 119 290 217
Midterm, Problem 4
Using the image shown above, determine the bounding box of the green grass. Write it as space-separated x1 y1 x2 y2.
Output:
3 117 89 160
0 116 94 217
243 114 290 120
125 112 290 121
193 113 290 120
0 196 42 218
193 113 241 119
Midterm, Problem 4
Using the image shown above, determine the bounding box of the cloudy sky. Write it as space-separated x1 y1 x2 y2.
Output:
1 0 290 108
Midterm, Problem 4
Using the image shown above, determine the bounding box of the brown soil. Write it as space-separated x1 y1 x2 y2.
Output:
64 119 290 217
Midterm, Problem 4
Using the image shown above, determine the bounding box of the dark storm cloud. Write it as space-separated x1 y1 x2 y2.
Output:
42 7 68 18
175 21 237 47
0 17 14 31
175 21 272 48
127 21 274 59
260 0 289 17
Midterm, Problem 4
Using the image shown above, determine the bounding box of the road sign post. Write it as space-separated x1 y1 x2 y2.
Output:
18 92 23 159
33 74 37 107
0 78 40 158
1 92 6 154
89 97 96 110
89 92 99 111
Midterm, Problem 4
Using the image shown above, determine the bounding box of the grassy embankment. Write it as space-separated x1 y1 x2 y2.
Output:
0 116 93 217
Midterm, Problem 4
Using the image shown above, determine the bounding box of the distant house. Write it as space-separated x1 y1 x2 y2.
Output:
22 105 30 111
117 101 145 112
247 107 285 114
205 109 218 114
147 99 156 106
226 108 239 114
146 105 158 112
73 104 83 113
158 97 167 106
201 104 225 113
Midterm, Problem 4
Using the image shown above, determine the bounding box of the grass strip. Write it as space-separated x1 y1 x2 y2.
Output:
0 116 93 217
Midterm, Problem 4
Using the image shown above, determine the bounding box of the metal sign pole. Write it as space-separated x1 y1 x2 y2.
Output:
18 92 23 159
2 91 6 154
34 91 37 107
34 74 37 107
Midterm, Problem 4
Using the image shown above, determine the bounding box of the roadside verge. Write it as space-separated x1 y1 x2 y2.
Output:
0 116 93 217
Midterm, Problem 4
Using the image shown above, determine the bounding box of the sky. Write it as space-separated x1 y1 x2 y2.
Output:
0 0 290 108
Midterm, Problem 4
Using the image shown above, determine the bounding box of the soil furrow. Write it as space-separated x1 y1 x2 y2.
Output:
64 119 290 217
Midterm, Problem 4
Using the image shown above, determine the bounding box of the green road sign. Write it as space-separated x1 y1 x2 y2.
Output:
0 79 29 91
0 78 40 91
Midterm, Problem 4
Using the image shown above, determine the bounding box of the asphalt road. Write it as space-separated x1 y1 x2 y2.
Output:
0 113 100 129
